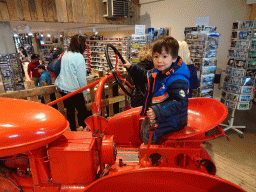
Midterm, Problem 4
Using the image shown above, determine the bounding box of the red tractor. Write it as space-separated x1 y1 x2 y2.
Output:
0 45 245 192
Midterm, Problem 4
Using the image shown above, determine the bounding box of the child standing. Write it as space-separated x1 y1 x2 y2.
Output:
123 36 191 144
27 54 40 86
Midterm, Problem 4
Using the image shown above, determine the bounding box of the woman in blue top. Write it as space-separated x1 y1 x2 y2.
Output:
55 35 90 131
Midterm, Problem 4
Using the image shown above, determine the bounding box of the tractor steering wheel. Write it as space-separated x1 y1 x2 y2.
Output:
105 44 136 97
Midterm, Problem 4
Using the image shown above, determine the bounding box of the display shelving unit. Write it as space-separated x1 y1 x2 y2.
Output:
185 27 220 98
127 34 153 64
220 20 256 137
0 53 25 92
84 37 128 74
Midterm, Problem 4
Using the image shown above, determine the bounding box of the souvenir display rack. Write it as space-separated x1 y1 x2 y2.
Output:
220 20 256 137
185 26 220 98
63 37 70 52
84 37 128 74
0 53 25 92
128 34 153 64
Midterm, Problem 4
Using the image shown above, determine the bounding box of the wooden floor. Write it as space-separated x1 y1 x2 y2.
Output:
203 132 256 192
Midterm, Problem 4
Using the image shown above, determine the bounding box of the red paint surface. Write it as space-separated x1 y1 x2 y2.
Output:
0 98 69 157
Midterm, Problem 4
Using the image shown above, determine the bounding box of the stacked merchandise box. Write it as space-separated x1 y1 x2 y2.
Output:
185 26 220 98
0 53 25 92
128 34 153 64
221 20 256 110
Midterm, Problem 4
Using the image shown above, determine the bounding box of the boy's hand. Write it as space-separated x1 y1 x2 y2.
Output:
147 108 156 120
122 58 132 69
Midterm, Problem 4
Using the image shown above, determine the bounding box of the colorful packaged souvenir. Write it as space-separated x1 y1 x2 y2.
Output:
201 73 215 83
201 81 214 90
237 102 250 110
227 93 239 101
241 86 253 94
230 77 243 85
228 84 241 94
202 58 217 66
201 66 216 74
200 89 213 97
239 95 251 102
243 78 255 86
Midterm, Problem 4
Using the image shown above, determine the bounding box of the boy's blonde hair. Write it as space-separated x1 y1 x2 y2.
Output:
138 44 153 62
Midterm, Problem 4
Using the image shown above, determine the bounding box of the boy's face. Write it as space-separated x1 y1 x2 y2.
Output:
153 48 177 73
38 68 44 74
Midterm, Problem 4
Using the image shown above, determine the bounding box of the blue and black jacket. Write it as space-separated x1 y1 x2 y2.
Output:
128 56 190 140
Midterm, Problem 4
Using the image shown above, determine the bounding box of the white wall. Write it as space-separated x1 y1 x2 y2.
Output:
140 0 251 71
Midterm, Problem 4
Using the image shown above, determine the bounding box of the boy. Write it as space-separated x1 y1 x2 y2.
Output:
37 65 52 87
37 65 57 109
27 54 40 86
123 36 190 144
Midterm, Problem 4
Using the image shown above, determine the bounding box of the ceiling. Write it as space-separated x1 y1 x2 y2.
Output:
10 21 135 35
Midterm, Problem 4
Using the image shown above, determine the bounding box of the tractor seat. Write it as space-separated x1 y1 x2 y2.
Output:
158 98 228 143
160 125 200 140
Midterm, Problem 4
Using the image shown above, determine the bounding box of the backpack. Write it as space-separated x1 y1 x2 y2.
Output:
47 52 64 77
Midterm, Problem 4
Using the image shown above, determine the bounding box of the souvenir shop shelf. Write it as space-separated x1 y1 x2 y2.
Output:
221 20 256 110
229 20 256 70
127 34 153 64
221 66 254 110
185 26 220 98
84 37 128 73
219 20 256 137
0 53 25 92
